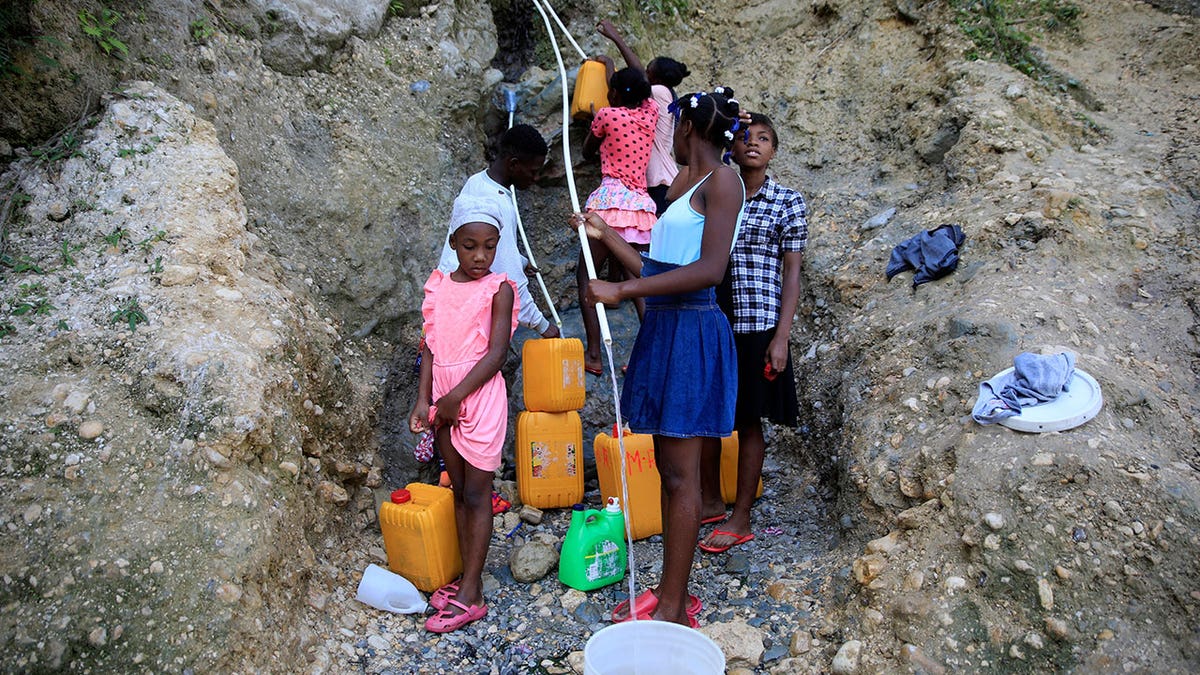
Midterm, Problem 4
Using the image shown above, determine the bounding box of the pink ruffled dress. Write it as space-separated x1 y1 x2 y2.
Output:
422 270 519 472
587 97 658 244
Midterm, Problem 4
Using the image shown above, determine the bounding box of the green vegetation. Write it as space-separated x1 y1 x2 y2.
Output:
11 296 53 320
1 3 61 79
32 132 82 162
118 136 159 158
1 254 45 274
190 18 215 43
136 230 166 254
952 0 1080 79
111 298 148 331
102 228 128 251
8 282 54 325
1073 110 1103 134
388 1 406 17
0 321 14 338
59 240 82 267
78 7 128 58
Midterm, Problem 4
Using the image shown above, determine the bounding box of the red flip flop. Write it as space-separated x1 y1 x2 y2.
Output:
585 365 603 376
698 529 755 554
626 610 700 629
612 589 702 622
701 513 727 525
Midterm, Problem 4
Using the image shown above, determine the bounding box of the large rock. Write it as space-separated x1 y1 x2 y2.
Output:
509 539 558 583
702 620 766 669
0 82 373 672
251 0 390 74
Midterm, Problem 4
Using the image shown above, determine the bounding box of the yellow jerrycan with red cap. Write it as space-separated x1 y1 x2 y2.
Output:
378 483 461 592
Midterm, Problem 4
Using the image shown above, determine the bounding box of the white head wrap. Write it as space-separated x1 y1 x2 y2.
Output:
449 195 503 239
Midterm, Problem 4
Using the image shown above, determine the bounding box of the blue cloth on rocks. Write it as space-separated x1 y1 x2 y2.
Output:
886 224 966 287
972 352 1077 425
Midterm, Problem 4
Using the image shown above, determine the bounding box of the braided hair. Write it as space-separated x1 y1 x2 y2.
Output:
610 67 653 108
647 57 689 89
671 86 742 162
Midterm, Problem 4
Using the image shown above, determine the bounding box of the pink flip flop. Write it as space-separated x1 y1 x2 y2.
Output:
611 589 702 622
425 598 487 633
428 579 460 611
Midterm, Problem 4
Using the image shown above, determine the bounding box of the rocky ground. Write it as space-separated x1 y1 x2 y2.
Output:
301 447 840 674
1 0 1198 673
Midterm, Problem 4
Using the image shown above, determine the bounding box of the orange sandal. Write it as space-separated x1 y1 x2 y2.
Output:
425 599 487 633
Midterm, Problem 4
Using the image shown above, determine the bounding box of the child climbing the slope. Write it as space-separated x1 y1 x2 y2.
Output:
578 63 657 375
596 19 690 216
410 195 519 633
571 88 745 627
699 113 808 554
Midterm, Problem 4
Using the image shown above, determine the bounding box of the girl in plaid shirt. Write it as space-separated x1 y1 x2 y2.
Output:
699 113 808 554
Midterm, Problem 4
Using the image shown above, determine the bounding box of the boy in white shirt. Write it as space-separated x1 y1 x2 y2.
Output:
436 124 559 337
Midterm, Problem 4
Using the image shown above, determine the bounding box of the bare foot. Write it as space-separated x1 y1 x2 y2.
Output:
700 499 726 524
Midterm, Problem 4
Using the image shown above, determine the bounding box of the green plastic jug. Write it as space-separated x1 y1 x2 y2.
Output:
559 498 627 591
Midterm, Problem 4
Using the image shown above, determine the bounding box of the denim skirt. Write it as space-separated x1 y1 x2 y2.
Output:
621 257 738 438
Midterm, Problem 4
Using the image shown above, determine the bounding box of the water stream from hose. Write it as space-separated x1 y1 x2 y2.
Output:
531 0 640 621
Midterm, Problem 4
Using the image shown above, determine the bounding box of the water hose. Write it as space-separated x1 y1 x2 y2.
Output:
530 0 611 347
539 0 588 61
502 87 564 334
530 0 639 620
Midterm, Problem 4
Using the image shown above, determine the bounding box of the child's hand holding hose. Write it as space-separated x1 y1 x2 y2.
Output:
570 211 610 241
570 212 623 306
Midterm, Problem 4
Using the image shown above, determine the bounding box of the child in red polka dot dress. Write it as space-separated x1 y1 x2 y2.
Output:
579 64 657 374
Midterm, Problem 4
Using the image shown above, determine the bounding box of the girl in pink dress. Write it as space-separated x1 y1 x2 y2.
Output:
409 196 518 633
579 65 658 374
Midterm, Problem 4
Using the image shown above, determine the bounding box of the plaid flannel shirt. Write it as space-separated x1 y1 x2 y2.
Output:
727 176 808 333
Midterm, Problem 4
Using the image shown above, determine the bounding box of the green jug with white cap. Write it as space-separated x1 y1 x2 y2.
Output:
559 498 627 591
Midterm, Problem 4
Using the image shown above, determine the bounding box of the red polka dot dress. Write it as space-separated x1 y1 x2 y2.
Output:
586 97 658 243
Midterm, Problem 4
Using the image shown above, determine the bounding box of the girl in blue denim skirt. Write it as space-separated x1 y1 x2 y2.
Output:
571 86 745 628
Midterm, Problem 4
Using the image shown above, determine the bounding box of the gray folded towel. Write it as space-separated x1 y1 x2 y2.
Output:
972 352 1076 425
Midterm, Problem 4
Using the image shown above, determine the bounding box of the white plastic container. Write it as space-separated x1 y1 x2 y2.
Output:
355 563 428 614
583 620 724 674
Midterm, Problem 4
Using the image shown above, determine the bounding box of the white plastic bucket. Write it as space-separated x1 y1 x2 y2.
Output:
355 564 428 614
583 620 724 674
